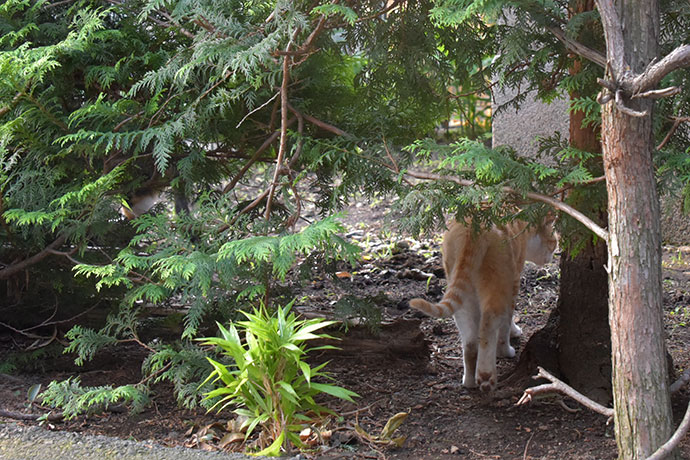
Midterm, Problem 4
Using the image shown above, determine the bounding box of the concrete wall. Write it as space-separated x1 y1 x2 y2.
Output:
492 86 569 158
491 86 688 244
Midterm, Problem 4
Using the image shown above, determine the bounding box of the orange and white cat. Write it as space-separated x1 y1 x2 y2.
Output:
409 216 557 392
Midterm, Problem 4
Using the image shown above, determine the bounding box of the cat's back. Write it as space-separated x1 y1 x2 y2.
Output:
443 219 524 279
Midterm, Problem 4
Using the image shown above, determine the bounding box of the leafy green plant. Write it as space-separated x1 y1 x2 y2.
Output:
198 302 357 456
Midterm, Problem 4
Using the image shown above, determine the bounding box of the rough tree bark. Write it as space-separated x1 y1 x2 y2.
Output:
557 7 612 401
597 0 676 458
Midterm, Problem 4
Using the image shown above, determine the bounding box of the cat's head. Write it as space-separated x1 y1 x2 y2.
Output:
525 215 558 265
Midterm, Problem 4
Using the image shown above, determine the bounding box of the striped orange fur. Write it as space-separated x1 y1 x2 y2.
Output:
410 216 557 392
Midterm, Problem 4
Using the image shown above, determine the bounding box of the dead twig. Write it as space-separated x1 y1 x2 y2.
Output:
657 116 690 151
523 432 535 460
517 366 614 419
236 92 280 129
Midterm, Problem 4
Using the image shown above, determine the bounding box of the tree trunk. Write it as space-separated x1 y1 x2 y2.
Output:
558 238 611 403
557 37 612 403
600 1 676 457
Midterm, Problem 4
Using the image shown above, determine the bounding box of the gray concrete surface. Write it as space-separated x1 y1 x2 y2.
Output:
492 86 569 159
0 423 295 460
492 82 690 244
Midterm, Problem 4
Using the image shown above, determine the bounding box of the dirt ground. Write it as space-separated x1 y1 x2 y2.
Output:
2 200 690 459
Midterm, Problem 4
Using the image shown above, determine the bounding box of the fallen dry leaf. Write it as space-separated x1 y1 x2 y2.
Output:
219 432 245 449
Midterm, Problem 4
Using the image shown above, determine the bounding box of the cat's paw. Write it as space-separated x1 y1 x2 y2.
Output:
497 344 516 358
510 322 523 338
476 371 496 393
462 374 477 389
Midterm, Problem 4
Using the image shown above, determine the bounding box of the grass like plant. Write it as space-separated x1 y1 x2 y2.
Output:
198 302 357 456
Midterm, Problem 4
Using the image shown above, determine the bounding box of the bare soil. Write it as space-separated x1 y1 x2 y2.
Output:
2 200 690 459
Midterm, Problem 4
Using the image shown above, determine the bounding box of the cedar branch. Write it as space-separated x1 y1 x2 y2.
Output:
546 25 606 68
405 170 609 242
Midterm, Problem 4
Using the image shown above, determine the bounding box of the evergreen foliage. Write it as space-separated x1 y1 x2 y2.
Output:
2 0 689 447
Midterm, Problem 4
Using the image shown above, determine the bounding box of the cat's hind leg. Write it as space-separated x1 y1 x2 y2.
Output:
453 306 479 389
497 311 516 358
510 319 523 338
475 310 503 392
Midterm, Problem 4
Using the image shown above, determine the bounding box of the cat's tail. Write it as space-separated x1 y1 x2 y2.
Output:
409 291 459 318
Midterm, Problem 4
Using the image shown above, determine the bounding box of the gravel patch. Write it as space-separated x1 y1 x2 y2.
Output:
0 423 302 460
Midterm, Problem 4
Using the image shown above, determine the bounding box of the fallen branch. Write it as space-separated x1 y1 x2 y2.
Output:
516 366 614 418
670 367 690 394
0 409 64 422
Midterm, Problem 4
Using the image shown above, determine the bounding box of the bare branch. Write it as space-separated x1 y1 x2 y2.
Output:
112 111 144 132
287 102 348 137
594 0 625 74
236 92 280 129
517 367 614 418
632 45 690 94
644 399 690 460
405 170 609 242
615 90 647 118
221 119 295 194
632 86 681 100
656 117 690 151
0 235 67 280
546 25 606 68
264 36 294 221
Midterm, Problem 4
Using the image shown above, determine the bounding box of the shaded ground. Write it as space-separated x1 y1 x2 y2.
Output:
2 202 690 459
